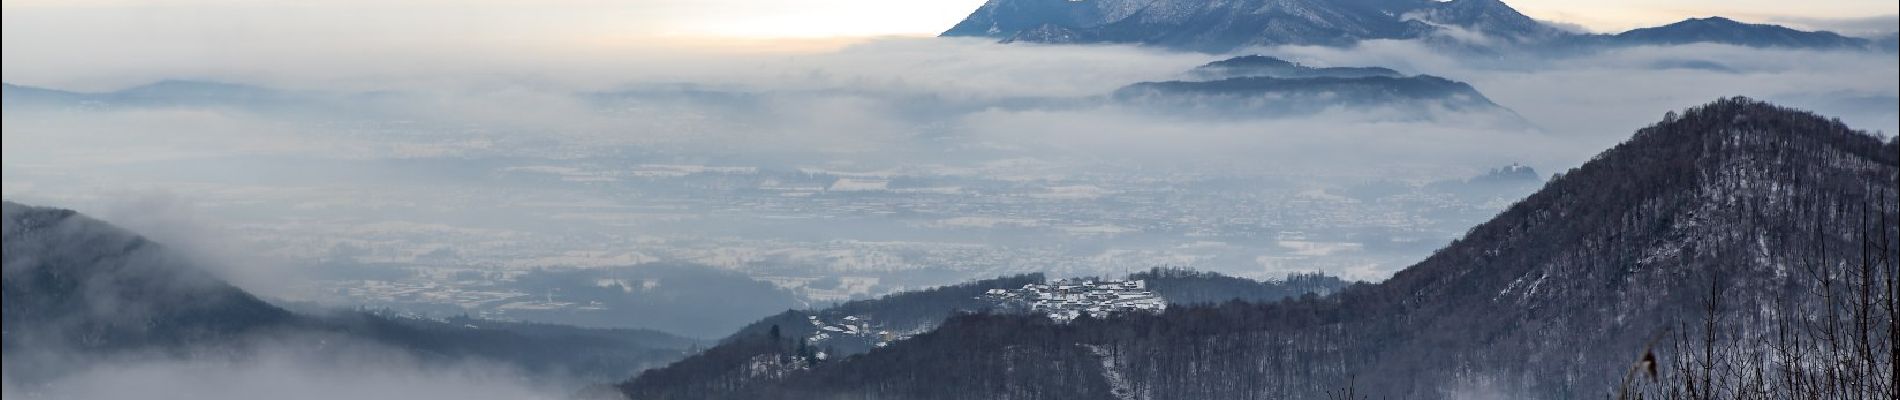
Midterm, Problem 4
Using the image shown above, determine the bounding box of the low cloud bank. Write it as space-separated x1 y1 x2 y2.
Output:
3 336 568 400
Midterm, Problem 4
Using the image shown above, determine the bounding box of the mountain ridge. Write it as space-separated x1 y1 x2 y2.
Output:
1606 16 1873 48
943 0 1885 52
945 0 1552 52
1114 55 1518 121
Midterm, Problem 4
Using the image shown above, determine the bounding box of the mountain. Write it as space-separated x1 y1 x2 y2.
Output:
111 80 300 107
2 202 296 353
610 98 1899 399
1186 55 1401 80
1 80 284 107
941 0 1567 52
1115 75 1501 114
0 202 701 384
1 83 96 109
0 80 340 115
619 268 1353 399
943 1 1880 52
718 274 1046 356
707 269 1352 356
1114 56 1512 120
1607 16 1873 49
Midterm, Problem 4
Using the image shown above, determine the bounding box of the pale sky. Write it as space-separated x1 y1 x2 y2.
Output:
3 0 1895 89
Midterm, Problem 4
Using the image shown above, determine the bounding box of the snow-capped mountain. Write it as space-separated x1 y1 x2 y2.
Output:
941 0 1565 52
942 0 1884 52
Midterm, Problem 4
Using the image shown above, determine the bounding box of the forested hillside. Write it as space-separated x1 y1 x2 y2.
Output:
621 268 1350 398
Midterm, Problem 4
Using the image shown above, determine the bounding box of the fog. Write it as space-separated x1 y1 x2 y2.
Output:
4 37 1893 166
6 37 1895 293
3 335 567 400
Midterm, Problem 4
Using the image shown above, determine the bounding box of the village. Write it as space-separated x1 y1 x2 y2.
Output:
984 278 1168 322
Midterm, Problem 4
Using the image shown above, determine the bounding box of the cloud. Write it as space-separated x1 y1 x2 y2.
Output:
956 105 1557 180
17 37 1892 174
1398 12 1504 47
1 108 328 167
3 34 1895 287
89 191 316 300
0 190 312 304
3 333 568 400
1536 19 1595 35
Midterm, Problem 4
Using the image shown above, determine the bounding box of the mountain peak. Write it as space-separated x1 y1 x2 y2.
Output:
1650 97 1874 145
1201 55 1297 69
1663 16 1761 30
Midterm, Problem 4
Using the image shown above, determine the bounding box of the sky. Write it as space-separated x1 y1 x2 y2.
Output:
4 0 1894 90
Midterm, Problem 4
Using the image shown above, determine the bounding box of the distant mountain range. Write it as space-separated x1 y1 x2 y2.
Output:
943 0 1894 52
0 202 702 384
1113 55 1518 121
1 81 312 111
1605 16 1874 49
611 98 1899 398
5 59 1521 124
